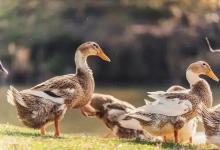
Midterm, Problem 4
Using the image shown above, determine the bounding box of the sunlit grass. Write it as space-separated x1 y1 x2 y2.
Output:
0 124 218 150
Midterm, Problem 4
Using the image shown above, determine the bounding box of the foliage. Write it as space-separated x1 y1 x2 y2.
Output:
0 0 220 84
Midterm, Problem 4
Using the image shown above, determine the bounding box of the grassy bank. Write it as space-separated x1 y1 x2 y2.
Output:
0 124 217 150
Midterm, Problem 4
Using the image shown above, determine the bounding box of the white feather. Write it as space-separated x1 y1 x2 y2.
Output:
58 104 67 111
31 111 38 118
119 118 143 130
66 88 75 94
23 90 64 104
140 91 193 116
144 99 151 105
7 89 15 106
108 109 125 117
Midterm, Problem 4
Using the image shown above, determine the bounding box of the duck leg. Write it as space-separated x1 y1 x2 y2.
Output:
189 136 192 144
104 132 113 138
174 130 179 143
40 126 46 136
163 136 167 143
80 105 96 117
54 118 60 137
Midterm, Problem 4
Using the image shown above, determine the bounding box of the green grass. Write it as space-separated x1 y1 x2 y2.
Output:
0 124 217 150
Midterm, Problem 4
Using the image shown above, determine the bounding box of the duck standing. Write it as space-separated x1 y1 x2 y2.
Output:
128 61 218 143
7 42 110 137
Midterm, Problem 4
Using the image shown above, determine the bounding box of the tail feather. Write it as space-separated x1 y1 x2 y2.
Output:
7 86 27 108
7 86 15 106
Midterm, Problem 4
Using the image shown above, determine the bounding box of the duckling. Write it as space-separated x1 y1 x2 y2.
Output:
198 103 220 146
7 42 110 137
86 93 160 141
128 61 218 143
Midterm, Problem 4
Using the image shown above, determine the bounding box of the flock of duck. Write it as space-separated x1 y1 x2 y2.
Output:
0 41 220 146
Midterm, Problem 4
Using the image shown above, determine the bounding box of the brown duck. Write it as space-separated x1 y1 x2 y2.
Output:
7 42 110 137
86 93 160 141
128 61 218 143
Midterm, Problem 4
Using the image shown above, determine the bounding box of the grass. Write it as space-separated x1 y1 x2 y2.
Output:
0 124 218 150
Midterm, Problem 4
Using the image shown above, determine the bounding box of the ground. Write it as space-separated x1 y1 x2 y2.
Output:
0 124 217 150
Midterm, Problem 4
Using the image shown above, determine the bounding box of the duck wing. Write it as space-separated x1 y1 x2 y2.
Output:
131 91 195 117
22 74 79 104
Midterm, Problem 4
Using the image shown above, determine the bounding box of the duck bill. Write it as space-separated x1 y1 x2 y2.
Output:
207 70 219 82
97 51 111 62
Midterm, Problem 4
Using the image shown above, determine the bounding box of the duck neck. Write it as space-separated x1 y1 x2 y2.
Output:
186 70 201 86
74 50 95 107
75 50 91 73
187 70 213 107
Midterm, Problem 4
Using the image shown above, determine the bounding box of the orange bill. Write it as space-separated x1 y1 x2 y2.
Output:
207 70 219 82
97 50 111 62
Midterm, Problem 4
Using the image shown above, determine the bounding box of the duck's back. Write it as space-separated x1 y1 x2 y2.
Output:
29 70 94 108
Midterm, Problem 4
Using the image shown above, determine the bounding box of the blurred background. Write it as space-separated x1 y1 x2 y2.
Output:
1 0 220 136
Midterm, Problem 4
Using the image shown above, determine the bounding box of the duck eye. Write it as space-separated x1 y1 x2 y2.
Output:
93 44 99 49
202 63 206 66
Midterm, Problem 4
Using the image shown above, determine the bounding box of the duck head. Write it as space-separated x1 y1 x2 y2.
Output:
75 42 111 70
186 61 219 85
0 61 8 76
77 42 111 62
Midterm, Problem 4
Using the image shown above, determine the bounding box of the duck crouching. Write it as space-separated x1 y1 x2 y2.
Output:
7 86 67 137
84 93 160 142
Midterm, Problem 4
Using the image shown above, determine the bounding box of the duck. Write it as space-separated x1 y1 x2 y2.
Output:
7 42 111 137
198 103 220 146
85 93 160 142
164 85 198 143
143 98 198 144
127 61 219 143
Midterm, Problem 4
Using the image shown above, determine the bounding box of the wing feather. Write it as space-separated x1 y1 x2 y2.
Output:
132 91 194 116
21 74 77 104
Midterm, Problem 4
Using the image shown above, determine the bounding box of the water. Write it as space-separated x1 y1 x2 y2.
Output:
1 85 220 136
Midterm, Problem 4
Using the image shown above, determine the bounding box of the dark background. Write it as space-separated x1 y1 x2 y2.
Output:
1 0 220 86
